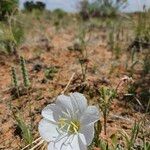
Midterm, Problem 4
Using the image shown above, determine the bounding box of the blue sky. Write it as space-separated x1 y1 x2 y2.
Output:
20 0 150 12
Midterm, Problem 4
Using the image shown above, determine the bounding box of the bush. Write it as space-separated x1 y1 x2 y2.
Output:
52 9 67 19
0 18 24 54
79 0 89 20
24 1 46 11
80 0 127 19
0 0 18 20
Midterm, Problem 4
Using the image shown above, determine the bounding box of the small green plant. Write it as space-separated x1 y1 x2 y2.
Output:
128 10 150 52
135 12 150 46
20 56 30 88
11 67 18 88
11 19 24 46
143 54 150 75
75 26 89 82
143 140 150 150
16 115 33 145
0 22 15 54
79 57 88 82
108 28 115 51
91 128 122 150
125 47 142 77
9 103 33 146
0 16 24 55
45 66 58 80
113 42 121 59
108 20 123 59
12 110 33 146
98 86 116 135
92 120 102 148
91 121 149 150
10 57 31 98
11 67 19 97
120 122 141 150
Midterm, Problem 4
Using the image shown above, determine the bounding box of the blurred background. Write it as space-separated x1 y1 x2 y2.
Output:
19 0 150 12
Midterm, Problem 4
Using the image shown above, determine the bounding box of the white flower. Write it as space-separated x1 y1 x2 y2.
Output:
38 92 100 150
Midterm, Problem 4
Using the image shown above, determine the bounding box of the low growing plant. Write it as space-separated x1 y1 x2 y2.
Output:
98 86 116 135
20 56 30 88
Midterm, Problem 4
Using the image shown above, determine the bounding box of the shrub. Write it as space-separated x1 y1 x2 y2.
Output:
0 0 18 20
45 67 58 80
0 18 24 54
24 1 46 11
79 0 127 19
52 9 67 19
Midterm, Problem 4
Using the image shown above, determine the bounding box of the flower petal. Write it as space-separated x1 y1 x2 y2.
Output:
42 104 63 122
48 134 87 150
48 135 68 150
69 92 87 118
55 93 88 120
38 119 59 142
80 106 100 126
56 94 74 118
78 135 87 150
79 124 95 145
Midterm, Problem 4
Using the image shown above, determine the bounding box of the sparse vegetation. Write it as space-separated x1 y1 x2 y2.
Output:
0 1 149 150
80 0 127 19
24 1 46 11
98 86 116 135
44 66 58 80
20 56 30 88
0 14 24 55
0 0 18 21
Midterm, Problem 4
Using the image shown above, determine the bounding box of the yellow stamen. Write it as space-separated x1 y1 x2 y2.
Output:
58 118 80 134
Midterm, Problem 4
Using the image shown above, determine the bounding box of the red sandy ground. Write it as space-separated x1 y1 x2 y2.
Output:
0 23 149 149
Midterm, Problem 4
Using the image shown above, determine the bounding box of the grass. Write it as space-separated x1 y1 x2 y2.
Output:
98 86 116 135
15 114 33 146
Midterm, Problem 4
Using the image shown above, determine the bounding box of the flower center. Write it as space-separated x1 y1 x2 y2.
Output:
58 118 80 134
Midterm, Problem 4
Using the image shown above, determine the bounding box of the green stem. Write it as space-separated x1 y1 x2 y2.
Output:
104 110 107 135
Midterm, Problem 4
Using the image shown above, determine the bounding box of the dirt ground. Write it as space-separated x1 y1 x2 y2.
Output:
0 19 149 150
